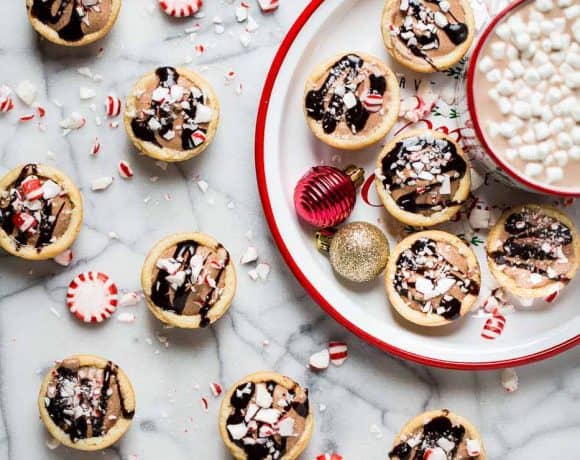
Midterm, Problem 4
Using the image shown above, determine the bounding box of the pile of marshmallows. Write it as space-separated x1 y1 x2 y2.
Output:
479 0 579 183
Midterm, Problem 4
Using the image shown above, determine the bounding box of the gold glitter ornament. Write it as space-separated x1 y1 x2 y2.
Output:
316 222 390 283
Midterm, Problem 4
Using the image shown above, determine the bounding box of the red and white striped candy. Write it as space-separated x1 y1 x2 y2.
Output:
158 0 202 17
210 382 223 397
258 0 279 13
200 397 209 412
424 447 447 460
362 92 383 112
191 129 207 147
0 85 14 113
105 95 122 117
481 314 506 340
329 341 348 366
118 160 134 179
19 113 35 122
12 212 37 232
20 176 44 201
544 289 560 303
53 249 73 267
316 454 343 460
67 272 118 323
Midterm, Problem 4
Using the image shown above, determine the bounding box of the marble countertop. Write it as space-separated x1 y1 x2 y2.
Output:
0 1 577 459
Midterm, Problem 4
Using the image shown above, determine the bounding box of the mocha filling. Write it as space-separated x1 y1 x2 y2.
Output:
150 240 230 327
304 54 388 135
388 0 469 71
44 359 134 443
394 238 479 319
489 207 574 287
378 134 467 215
130 66 212 151
389 411 476 460
226 380 310 460
30 0 112 42
0 164 73 253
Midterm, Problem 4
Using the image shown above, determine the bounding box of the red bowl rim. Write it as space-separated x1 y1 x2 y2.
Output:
255 0 580 370
466 0 580 198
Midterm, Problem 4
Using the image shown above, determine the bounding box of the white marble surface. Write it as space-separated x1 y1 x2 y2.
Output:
0 1 578 459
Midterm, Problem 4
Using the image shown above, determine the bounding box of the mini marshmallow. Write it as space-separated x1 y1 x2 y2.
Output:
572 106 580 122
519 145 541 160
541 37 553 51
525 163 543 177
538 140 556 158
503 69 514 80
496 80 515 96
522 129 536 144
553 150 569 166
557 132 572 149
574 19 580 42
550 32 567 51
434 11 448 28
513 32 531 51
486 69 502 83
523 68 540 86
550 118 565 135
535 0 553 13
505 44 518 60
566 52 580 69
506 148 518 160
564 72 580 89
512 100 532 119
557 0 572 6
495 23 510 40
478 56 494 73
508 135 523 147
569 146 580 160
499 122 517 138
533 51 549 66
537 63 554 80
545 166 564 183
498 97 512 115
551 51 566 65
572 126 580 144
541 107 554 122
508 61 525 78
488 88 500 101
534 122 551 141
564 5 580 19
546 87 562 104
491 42 506 59
521 42 537 60
528 21 541 39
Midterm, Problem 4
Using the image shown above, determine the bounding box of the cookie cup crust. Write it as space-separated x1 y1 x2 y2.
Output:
38 354 135 451
385 230 480 326
124 67 220 162
381 0 475 73
218 371 314 460
391 409 486 459
375 129 471 227
141 232 236 328
486 204 580 299
303 51 400 150
0 164 83 260
26 0 122 47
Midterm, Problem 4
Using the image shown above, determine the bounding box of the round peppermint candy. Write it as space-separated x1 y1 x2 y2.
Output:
67 272 118 323
158 0 202 18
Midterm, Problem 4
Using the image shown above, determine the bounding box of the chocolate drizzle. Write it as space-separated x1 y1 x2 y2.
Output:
150 240 230 327
0 164 70 253
305 54 387 135
391 0 469 70
226 380 310 460
394 237 479 319
379 134 467 215
490 207 574 283
30 0 104 42
389 412 469 459
130 67 210 151
45 360 134 443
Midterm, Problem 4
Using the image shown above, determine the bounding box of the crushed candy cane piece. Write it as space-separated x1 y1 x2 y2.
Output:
329 341 348 366
19 113 35 122
240 246 258 264
200 397 209 412
235 2 249 22
544 289 560 303
362 92 384 112
105 95 122 117
79 87 96 100
91 176 114 191
210 382 223 397
119 292 140 307
424 447 447 460
255 263 270 280
0 85 14 113
466 439 482 456
316 454 343 460
67 271 118 323
117 312 136 323
90 138 101 156
118 160 134 179
60 112 86 130
501 368 519 392
309 349 330 371
36 105 46 117
258 0 279 13
481 314 506 340
197 179 209 193
53 249 73 267
399 86 439 123
159 0 202 17
45 436 61 450
16 80 37 105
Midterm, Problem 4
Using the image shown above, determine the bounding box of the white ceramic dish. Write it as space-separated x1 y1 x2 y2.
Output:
256 0 579 369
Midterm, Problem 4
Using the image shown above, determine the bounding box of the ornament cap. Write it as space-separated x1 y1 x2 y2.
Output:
315 228 336 253
344 165 365 188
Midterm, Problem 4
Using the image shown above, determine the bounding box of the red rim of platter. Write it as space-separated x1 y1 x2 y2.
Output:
466 0 580 198
254 0 580 369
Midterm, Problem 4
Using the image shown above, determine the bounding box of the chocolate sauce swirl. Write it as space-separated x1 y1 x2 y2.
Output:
490 207 574 282
45 360 134 443
131 67 210 151
389 412 469 459
150 240 230 327
379 135 467 215
391 0 469 70
0 164 71 253
226 380 310 460
394 238 479 319
30 0 106 42
305 54 387 135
